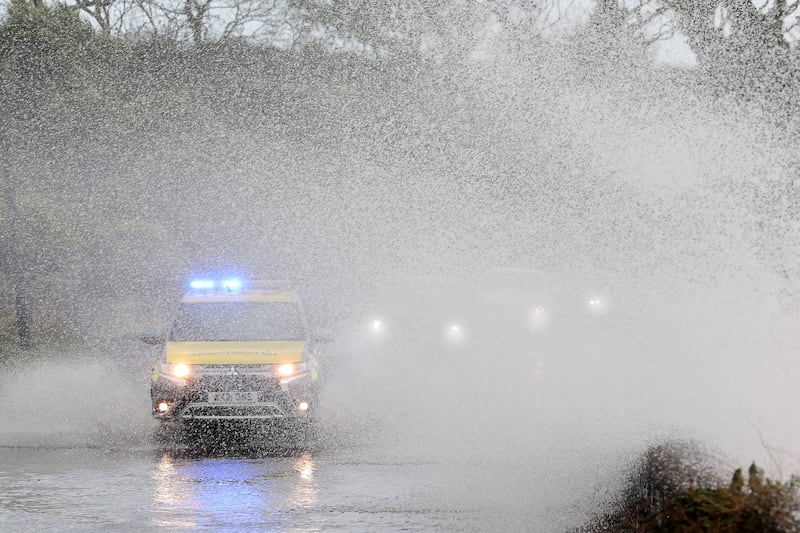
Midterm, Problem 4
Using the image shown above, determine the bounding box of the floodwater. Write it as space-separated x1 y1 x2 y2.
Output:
1 406 652 533
0 446 484 532
0 424 622 532
0 338 632 532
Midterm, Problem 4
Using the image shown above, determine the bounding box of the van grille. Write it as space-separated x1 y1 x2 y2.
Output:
180 402 287 419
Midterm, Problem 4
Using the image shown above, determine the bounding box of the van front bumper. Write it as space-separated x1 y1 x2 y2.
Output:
151 365 316 421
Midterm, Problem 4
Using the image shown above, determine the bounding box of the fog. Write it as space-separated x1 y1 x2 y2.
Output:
1 10 799 529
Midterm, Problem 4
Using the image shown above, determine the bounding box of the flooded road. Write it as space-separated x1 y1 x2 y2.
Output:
0 446 459 531
0 337 627 532
0 441 617 532
0 349 622 532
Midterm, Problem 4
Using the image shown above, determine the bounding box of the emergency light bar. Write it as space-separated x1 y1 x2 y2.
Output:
188 278 291 292
222 278 242 290
188 278 242 291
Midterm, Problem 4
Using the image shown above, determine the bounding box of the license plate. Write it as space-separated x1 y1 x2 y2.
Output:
207 391 259 404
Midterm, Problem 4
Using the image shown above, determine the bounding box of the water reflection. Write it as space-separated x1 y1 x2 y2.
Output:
151 449 319 531
291 452 317 508
151 453 199 529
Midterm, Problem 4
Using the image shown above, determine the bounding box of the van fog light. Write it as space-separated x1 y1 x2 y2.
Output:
157 401 171 413
297 401 309 411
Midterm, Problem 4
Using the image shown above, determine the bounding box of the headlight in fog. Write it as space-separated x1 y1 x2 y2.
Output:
587 296 607 314
275 362 308 378
444 322 466 343
172 363 191 378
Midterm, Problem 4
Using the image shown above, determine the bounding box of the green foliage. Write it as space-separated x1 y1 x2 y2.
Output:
650 463 800 532
0 0 129 118
15 191 86 275
0 189 86 277
2 0 94 45
730 468 744 493
1 0 92 85
580 444 800 533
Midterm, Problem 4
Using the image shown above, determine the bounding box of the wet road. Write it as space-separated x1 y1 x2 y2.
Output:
0 438 618 532
0 343 623 532
0 445 477 532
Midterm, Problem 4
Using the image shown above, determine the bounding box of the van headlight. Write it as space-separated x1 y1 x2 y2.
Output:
444 323 466 344
172 363 191 378
158 362 192 383
274 362 308 378
587 296 608 314
365 318 388 341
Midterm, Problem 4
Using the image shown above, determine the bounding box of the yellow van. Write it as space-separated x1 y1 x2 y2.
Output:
150 279 321 430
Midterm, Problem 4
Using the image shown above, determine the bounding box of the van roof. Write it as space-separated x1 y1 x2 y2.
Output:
181 280 299 304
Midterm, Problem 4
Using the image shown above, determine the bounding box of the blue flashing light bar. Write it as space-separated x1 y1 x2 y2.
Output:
222 278 242 291
190 279 215 290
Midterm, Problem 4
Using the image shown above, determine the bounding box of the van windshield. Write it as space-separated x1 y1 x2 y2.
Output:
169 302 306 342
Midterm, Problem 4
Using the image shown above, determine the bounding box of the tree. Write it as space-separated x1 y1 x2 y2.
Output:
74 0 116 33
286 0 494 60
0 0 121 346
0 92 30 348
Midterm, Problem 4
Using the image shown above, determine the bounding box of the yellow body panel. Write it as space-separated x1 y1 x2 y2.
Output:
165 341 305 365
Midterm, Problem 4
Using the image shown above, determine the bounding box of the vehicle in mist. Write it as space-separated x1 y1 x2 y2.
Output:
148 279 323 443
333 268 612 386
473 267 610 328
467 267 614 381
343 275 474 352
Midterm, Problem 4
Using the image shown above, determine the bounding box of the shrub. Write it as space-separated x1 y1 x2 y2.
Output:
650 464 800 532
581 441 800 533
